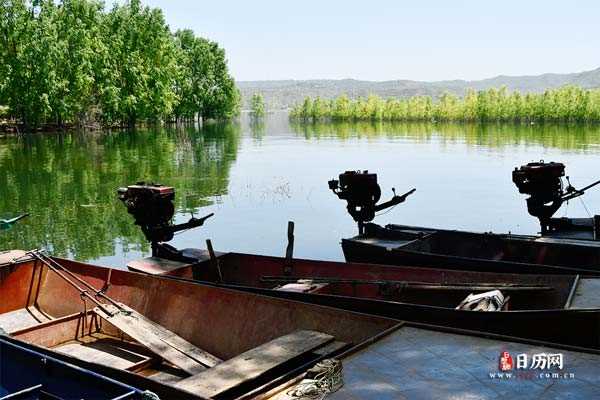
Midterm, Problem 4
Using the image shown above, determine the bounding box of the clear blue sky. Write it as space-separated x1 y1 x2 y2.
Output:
142 0 600 82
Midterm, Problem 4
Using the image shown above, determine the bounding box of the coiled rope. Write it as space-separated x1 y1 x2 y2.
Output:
287 359 343 400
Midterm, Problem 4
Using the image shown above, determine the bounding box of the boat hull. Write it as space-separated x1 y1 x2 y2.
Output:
130 251 600 350
342 223 600 275
229 284 600 351
0 335 146 399
0 253 399 399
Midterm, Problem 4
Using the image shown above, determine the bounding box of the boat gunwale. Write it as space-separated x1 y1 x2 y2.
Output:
381 222 600 252
161 256 598 314
342 232 600 275
190 250 581 311
209 249 580 284
49 255 402 334
121 270 600 355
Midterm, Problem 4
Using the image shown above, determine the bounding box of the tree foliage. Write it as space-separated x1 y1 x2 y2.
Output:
250 93 265 117
290 86 600 123
0 0 239 129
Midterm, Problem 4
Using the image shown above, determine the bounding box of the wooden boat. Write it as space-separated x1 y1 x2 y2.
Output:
342 222 600 275
0 250 400 399
0 334 146 399
128 250 600 351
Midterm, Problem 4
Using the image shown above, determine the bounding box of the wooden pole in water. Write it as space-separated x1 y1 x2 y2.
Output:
206 239 223 283
284 221 295 274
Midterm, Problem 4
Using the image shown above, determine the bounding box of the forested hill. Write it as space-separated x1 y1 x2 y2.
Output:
238 67 600 110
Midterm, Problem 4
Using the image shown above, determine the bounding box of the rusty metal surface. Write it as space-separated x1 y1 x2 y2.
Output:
0 257 398 361
166 252 577 310
4 255 600 399
148 252 600 349
0 262 39 314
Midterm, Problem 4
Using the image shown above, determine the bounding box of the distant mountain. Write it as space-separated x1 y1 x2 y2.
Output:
237 67 600 110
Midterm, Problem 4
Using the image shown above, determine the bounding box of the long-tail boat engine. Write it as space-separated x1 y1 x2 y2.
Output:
118 182 213 261
512 161 600 235
329 170 415 234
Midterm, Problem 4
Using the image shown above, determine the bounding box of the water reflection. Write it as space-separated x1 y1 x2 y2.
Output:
290 121 600 150
248 117 267 142
0 123 241 260
3 116 600 267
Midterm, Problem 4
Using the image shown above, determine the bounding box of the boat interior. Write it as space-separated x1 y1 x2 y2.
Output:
402 230 600 267
542 216 599 241
354 223 600 271
139 252 580 311
0 253 398 400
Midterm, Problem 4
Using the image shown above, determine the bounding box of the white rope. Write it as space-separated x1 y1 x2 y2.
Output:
579 196 593 218
375 203 398 217
141 391 160 400
287 359 343 400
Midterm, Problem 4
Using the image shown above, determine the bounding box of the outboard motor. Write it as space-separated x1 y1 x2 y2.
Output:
512 161 600 234
118 182 213 261
329 170 415 234
512 162 569 233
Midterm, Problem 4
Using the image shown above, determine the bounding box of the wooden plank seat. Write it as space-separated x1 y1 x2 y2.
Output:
0 308 51 334
55 336 154 370
175 330 334 398
127 257 192 276
569 278 600 309
127 249 223 275
94 303 222 375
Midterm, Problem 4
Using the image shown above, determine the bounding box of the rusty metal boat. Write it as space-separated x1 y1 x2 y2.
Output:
3 249 600 399
128 250 600 351
0 249 402 399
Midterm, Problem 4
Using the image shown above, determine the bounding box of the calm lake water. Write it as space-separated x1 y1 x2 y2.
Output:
2 112 600 268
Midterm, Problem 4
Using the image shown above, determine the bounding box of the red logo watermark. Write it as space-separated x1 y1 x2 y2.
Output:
491 351 574 380
499 351 513 371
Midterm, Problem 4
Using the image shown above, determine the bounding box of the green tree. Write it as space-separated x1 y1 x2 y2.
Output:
196 41 240 121
289 86 600 123
102 0 179 127
0 0 58 128
51 0 107 126
250 93 265 117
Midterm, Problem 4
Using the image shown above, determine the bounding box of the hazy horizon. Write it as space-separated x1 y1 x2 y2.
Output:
143 0 600 82
235 66 600 83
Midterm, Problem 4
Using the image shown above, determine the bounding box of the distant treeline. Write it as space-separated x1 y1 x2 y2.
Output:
0 0 239 130
289 86 600 123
